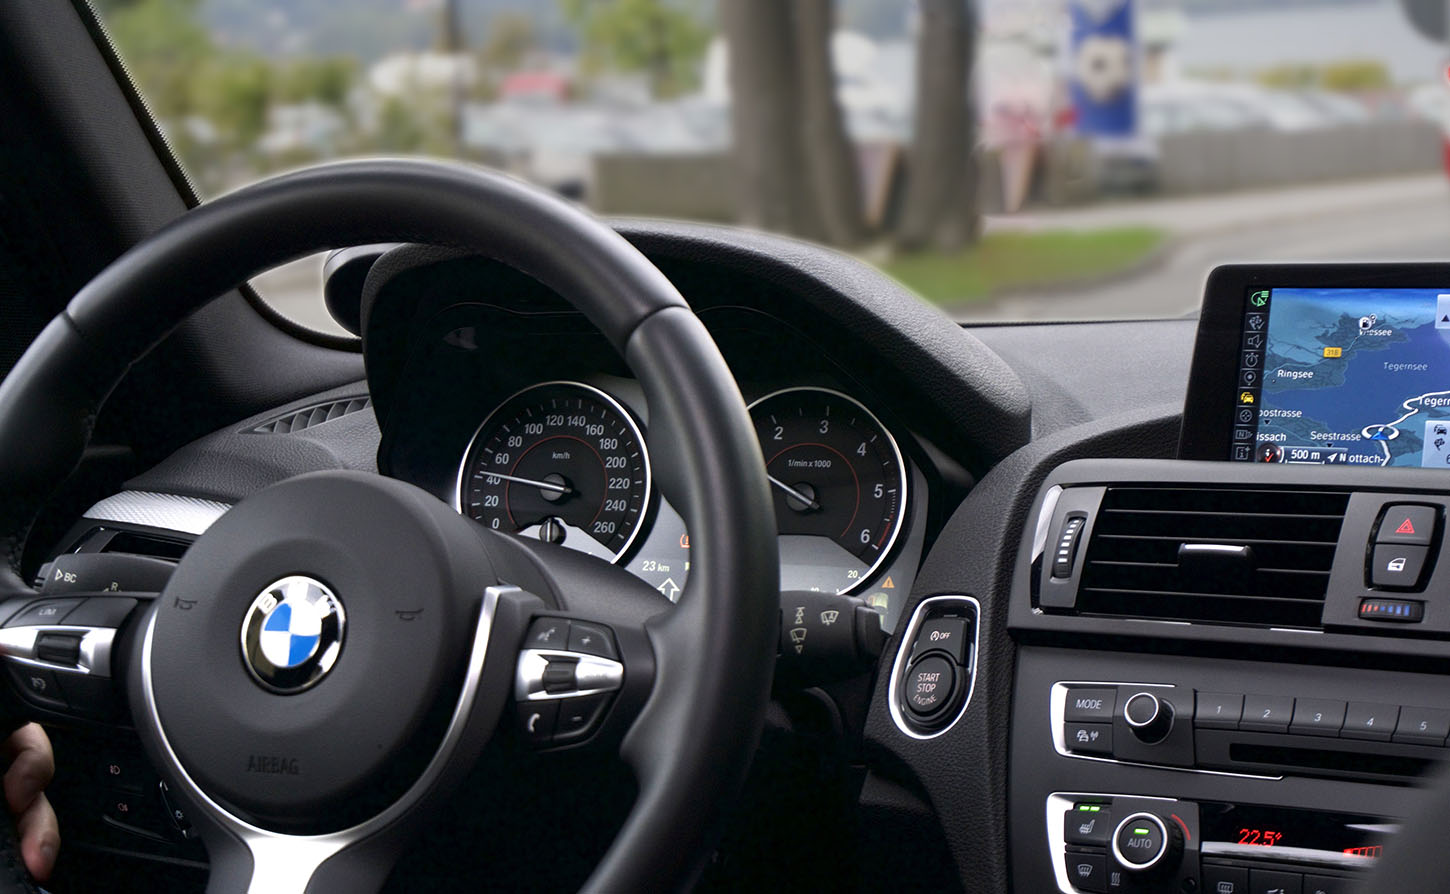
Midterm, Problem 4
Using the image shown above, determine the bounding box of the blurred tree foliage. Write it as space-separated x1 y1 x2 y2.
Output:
561 0 711 99
1258 59 1391 92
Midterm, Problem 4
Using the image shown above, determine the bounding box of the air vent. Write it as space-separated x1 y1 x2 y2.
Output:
1076 486 1350 628
249 396 371 434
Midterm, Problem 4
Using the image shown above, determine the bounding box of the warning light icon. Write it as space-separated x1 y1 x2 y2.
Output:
1396 518 1417 535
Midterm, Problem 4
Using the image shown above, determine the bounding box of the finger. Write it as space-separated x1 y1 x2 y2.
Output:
15 792 57 882
2 724 54 816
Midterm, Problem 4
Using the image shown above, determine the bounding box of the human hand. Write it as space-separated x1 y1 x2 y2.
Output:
3 724 58 882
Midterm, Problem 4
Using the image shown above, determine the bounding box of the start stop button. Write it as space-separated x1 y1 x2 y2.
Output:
903 655 956 717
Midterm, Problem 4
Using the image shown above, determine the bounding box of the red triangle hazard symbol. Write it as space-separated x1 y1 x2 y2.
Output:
1396 518 1416 535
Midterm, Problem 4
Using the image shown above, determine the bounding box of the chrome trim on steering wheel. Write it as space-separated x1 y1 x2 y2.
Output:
138 584 508 894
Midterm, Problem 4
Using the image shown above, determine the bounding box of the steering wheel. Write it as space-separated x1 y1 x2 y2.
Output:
0 160 779 892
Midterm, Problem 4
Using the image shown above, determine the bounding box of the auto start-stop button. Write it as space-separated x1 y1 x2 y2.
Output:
904 655 955 717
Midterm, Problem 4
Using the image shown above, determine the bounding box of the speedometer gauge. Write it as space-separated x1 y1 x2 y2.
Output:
455 382 651 563
748 387 907 594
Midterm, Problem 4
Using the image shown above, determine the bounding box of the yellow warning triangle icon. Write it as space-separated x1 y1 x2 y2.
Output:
882 576 895 589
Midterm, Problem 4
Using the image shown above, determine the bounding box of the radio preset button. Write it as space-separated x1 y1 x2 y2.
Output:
1064 688 1116 723
1195 691 1244 729
1289 698 1346 737
1240 695 1294 732
1341 702 1398 741
1393 706 1450 746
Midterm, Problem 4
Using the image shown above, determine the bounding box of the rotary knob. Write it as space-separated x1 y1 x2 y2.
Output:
1123 691 1173 743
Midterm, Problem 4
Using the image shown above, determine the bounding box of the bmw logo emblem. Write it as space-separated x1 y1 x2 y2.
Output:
240 576 346 694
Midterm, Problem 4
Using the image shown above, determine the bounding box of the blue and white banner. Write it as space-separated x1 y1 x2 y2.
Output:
1067 0 1138 138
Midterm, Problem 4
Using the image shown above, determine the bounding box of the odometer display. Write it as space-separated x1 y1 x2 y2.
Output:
748 387 907 594
456 382 651 562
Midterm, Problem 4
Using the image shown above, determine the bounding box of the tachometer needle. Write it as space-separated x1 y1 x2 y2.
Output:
478 471 573 496
768 475 820 511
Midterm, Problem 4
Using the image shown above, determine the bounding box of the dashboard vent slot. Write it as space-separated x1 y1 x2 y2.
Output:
249 396 371 434
1076 486 1350 628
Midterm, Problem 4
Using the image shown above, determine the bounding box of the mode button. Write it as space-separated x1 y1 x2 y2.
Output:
1064 687 1116 723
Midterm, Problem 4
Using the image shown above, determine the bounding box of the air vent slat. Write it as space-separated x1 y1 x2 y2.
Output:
248 396 372 435
1075 486 1349 628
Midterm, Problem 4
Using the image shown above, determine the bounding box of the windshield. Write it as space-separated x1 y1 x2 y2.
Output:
95 0 1450 331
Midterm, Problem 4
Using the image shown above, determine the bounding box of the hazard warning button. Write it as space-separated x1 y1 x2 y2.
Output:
1375 504 1437 547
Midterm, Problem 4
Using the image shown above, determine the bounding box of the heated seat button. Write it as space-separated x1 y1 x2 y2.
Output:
1064 805 1112 846
1370 544 1428 589
1376 505 1436 546
1342 702 1398 741
1064 688 1116 723
903 656 955 717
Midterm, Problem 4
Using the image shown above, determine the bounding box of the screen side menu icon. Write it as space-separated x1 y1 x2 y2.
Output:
1438 295 1450 330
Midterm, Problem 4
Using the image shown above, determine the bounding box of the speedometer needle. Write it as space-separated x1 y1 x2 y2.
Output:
477 471 574 496
768 475 820 511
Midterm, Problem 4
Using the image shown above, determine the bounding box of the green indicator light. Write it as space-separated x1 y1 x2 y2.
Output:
1089 806 1101 812
1133 828 1150 835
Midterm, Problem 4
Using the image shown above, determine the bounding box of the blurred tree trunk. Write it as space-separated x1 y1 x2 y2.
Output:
896 0 980 252
722 0 864 246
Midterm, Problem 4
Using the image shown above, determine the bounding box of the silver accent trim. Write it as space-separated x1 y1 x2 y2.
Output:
83 491 231 537
1123 692 1161 729
1200 841 1379 870
0 626 116 676
1050 681 1281 780
887 595 980 740
1031 485 1064 564
1112 812 1169 870
746 386 910 595
514 649 624 701
453 381 653 564
1046 793 1179 894
139 585 507 894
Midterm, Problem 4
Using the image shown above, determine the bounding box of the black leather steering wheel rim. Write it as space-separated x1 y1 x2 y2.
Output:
0 159 779 892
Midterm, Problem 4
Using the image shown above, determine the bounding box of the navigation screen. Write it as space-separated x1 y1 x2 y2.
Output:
1231 287 1450 468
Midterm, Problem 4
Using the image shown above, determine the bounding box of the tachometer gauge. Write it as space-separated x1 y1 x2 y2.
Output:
747 387 907 594
456 382 651 563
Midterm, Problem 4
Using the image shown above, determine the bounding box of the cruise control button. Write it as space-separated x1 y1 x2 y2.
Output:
4 599 75 628
1342 702 1398 741
567 621 617 660
1066 851 1106 892
1065 805 1112 846
64 597 139 628
1370 544 1428 589
903 656 955 717
5 664 65 710
525 617 570 649
1376 505 1436 546
1064 688 1116 723
1289 699 1345 737
1195 692 1243 729
554 693 611 743
914 618 968 664
1064 722 1112 755
1240 695 1294 732
1394 706 1450 745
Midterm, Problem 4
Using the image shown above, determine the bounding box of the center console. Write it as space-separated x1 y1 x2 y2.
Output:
1007 264 1450 894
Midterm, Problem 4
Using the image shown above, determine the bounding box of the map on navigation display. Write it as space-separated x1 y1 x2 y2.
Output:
1247 288 1450 469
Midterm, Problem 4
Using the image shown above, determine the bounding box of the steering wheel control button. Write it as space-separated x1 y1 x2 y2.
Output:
1123 692 1174 743
1066 851 1106 892
1375 504 1437 546
1064 687 1116 723
903 655 955 718
40 552 176 595
240 576 346 694
1064 804 1112 846
526 617 570 649
1341 702 1398 741
64 597 139 628
567 621 617 660
1369 544 1429 589
1064 721 1112 755
1289 698 1346 737
1240 694 1295 732
542 657 579 693
1112 813 1170 871
1194 691 1244 729
1392 706 1450 745
6 664 65 711
5 599 75 628
34 632 83 666
516 700 559 746
554 694 612 744
913 618 968 664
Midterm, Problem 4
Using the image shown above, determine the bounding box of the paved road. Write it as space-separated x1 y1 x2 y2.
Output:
972 174 1450 321
251 173 1450 331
